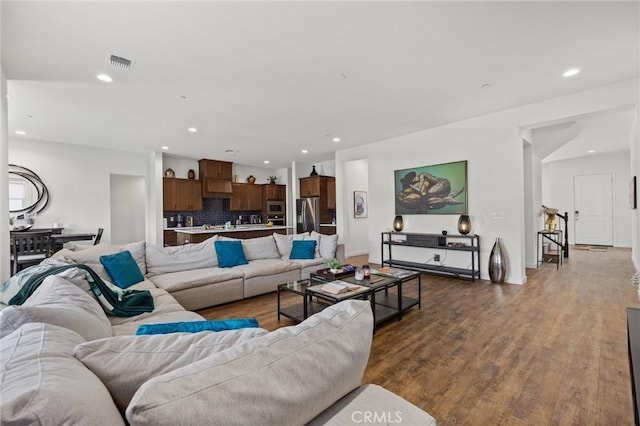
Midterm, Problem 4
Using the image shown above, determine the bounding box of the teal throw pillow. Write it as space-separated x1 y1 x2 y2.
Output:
135 318 259 335
99 251 144 289
214 240 248 268
289 240 317 260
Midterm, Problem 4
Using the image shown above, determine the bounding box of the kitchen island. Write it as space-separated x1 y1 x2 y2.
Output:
172 225 293 245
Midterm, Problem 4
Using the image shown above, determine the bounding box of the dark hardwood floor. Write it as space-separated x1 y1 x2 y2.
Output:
198 247 639 425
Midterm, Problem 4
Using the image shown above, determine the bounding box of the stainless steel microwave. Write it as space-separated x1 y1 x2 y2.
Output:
266 201 285 214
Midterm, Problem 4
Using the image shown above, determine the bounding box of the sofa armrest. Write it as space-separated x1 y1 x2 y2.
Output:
307 384 436 425
335 244 345 263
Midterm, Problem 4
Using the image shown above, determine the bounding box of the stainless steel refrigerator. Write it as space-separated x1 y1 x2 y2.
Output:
296 198 320 233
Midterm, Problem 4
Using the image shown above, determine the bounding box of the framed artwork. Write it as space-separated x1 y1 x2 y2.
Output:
631 176 637 209
394 160 467 215
354 191 367 218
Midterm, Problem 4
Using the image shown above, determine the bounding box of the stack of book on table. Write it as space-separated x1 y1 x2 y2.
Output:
320 280 365 295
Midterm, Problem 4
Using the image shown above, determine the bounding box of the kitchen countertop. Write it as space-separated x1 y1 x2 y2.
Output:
170 225 293 234
320 223 337 227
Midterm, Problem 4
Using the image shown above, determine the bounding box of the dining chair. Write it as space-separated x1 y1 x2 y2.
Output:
10 230 52 275
94 228 104 245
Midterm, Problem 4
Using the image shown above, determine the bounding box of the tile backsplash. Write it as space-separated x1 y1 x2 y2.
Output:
164 198 261 227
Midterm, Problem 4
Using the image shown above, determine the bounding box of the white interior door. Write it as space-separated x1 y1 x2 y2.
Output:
573 173 613 246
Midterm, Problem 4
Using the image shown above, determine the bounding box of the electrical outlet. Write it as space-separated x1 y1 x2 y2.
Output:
434 254 440 262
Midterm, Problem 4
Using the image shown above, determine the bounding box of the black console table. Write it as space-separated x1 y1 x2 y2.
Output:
381 232 480 281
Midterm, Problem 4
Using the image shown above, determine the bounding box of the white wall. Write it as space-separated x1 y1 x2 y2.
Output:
522 140 542 268
336 78 639 284
110 174 146 245
630 106 639 270
340 158 369 257
162 155 288 186
1 65 9 280
542 151 632 247
8 138 152 244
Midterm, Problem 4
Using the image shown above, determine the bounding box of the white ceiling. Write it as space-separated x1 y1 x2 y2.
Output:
3 1 639 169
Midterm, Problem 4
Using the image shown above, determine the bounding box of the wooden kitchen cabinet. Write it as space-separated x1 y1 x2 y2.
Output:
199 159 232 180
263 184 286 201
163 230 178 246
299 176 321 197
163 178 203 211
326 177 336 209
299 176 335 207
230 183 263 211
198 159 233 198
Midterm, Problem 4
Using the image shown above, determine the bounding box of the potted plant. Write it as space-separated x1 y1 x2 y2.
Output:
268 176 277 184
327 257 341 274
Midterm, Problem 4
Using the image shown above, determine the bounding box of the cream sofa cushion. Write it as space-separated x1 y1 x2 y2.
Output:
126 300 373 426
0 275 112 341
273 232 312 259
74 328 268 413
148 267 244 292
240 235 280 261
145 236 218 276
232 258 301 279
311 231 339 259
62 241 147 278
0 323 124 425
108 286 203 335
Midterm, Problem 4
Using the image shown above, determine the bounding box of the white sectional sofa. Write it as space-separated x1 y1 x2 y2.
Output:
54 232 345 311
0 259 436 425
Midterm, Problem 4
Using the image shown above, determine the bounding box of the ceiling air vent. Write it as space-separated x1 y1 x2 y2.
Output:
105 54 135 73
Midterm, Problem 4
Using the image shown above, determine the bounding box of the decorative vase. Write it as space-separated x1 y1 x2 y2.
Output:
247 175 256 184
393 215 404 232
458 214 471 235
310 166 318 176
545 214 556 232
329 268 338 274
187 169 195 179
489 238 507 284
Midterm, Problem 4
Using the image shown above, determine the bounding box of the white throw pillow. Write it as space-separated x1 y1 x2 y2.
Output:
145 236 218 276
0 323 124 426
240 235 280 261
311 231 339 259
273 232 311 259
74 328 269 413
126 300 373 426
0 275 112 341
62 242 147 280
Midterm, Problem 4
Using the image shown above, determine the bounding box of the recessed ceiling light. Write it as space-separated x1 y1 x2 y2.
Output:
301 149 308 154
334 74 347 80
187 127 198 133
264 160 270 164
161 146 169 150
481 83 491 88
588 149 595 153
96 73 113 82
563 68 580 77
14 130 26 135
333 137 340 142
26 114 34 118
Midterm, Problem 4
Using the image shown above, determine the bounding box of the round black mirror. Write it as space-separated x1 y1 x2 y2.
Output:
8 164 49 218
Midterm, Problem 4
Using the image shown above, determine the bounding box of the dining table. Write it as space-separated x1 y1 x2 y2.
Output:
50 232 96 253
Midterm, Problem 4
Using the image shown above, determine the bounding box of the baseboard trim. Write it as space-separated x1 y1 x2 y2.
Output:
346 250 369 258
